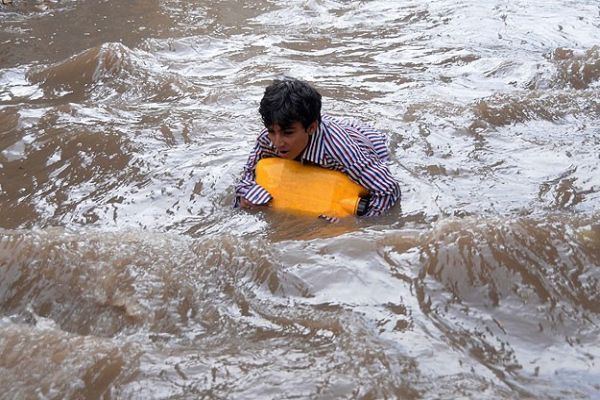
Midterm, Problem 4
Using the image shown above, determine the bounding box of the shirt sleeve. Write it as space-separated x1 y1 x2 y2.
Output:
233 132 273 207
324 126 400 217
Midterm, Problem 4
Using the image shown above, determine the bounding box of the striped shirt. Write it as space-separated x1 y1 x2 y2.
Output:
234 115 400 217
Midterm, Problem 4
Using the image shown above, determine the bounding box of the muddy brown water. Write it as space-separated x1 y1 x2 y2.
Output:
1 1 599 398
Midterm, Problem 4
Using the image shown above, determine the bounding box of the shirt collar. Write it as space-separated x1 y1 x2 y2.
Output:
300 119 326 164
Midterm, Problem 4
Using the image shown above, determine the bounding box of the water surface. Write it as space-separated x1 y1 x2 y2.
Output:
1 0 599 398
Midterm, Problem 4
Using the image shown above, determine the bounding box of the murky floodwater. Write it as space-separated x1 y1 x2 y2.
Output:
1 0 599 398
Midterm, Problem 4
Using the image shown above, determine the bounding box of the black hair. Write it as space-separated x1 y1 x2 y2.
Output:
258 77 322 130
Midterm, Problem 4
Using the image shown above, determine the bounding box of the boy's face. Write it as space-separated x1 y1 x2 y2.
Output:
267 121 316 160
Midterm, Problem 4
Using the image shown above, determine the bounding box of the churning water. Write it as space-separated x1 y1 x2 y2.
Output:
1 1 599 398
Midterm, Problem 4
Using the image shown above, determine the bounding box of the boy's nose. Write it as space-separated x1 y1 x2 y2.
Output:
272 134 284 148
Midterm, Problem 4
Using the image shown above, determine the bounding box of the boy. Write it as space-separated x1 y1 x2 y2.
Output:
235 77 400 217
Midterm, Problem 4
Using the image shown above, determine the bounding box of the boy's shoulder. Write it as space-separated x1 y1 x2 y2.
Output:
321 115 351 133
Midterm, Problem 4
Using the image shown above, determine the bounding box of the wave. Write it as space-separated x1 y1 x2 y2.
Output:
548 46 600 90
0 228 316 338
473 89 599 127
0 321 138 399
400 213 600 395
26 42 194 103
1 210 598 397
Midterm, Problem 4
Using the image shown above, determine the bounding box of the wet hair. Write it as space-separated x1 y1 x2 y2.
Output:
259 77 322 130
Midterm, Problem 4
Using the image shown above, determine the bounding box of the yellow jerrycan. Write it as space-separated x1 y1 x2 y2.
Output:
255 158 369 217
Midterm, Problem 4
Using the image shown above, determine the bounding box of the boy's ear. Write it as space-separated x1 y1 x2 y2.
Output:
307 120 318 135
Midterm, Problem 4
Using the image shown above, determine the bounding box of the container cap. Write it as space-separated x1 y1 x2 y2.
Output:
356 197 369 216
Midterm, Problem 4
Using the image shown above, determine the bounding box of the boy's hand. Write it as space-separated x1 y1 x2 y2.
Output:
240 197 270 210
318 215 340 224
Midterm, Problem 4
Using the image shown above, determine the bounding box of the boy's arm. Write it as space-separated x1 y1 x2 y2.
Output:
325 130 400 217
234 135 273 207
